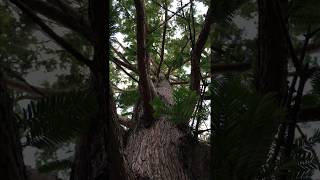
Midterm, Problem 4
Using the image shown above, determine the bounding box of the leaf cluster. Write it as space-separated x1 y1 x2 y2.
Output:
22 90 96 149
151 87 199 124
211 76 285 179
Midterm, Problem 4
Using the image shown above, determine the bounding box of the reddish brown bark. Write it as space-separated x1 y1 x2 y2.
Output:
134 0 154 126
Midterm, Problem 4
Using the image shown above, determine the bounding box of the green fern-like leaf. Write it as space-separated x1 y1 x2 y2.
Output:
23 90 96 149
151 88 198 124
211 0 250 24
211 77 285 180
291 134 320 179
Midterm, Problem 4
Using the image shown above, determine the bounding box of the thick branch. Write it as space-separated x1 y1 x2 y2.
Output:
190 4 214 94
112 58 139 83
134 0 154 125
10 0 93 69
0 77 78 96
16 0 92 41
156 0 168 78
150 0 185 19
149 2 190 34
111 47 138 72
301 43 320 54
111 46 131 64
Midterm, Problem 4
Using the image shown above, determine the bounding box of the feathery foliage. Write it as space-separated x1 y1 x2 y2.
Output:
290 129 320 179
211 0 251 24
22 90 96 149
211 76 285 179
151 87 198 124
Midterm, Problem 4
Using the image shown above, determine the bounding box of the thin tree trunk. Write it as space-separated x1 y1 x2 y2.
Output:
134 0 154 127
255 0 288 99
0 72 27 180
190 3 214 94
256 0 288 178
70 1 129 179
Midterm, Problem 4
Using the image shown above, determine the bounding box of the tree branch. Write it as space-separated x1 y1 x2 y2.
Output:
150 0 186 19
111 45 132 65
0 77 78 96
190 3 214 94
149 2 190 34
156 0 168 78
298 105 320 122
10 0 93 69
112 58 139 83
111 47 138 72
134 0 154 125
14 0 92 42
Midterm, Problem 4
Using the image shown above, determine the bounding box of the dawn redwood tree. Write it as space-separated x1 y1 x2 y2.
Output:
7 0 216 179
3 0 320 179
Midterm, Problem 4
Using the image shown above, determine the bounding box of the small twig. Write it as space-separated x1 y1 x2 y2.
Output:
111 45 132 65
150 0 186 19
1 66 45 97
149 2 190 34
112 59 139 83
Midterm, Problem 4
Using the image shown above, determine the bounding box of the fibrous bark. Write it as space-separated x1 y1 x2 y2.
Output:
125 80 210 180
125 118 191 180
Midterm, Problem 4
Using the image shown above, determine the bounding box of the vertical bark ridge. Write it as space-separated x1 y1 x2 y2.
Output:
125 118 191 180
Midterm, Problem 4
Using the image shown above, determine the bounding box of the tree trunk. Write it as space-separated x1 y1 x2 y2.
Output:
255 0 288 99
125 119 210 180
125 79 210 180
70 0 129 179
0 73 27 180
256 0 289 179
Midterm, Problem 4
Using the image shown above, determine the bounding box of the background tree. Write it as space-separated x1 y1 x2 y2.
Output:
2 0 320 179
